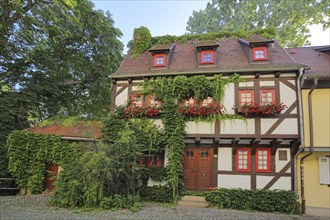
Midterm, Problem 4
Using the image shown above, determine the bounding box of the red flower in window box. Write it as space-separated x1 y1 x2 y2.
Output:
124 106 161 118
233 102 287 116
177 102 224 117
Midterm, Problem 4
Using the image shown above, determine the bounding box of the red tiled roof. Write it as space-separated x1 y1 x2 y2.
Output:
112 38 302 79
286 46 330 79
27 122 103 139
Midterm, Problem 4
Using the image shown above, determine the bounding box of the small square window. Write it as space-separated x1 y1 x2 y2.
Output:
201 50 214 64
148 95 161 107
253 47 267 61
131 94 143 107
154 54 166 67
200 97 214 106
260 90 275 105
278 150 288 161
239 90 254 105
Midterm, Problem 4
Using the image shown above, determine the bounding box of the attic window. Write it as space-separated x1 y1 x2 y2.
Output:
201 50 214 64
154 54 166 67
253 47 267 61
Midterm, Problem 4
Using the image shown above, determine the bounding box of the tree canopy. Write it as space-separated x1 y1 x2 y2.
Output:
186 0 329 47
0 0 123 177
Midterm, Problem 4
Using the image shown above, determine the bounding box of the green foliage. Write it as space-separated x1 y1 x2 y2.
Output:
131 26 152 57
205 188 300 214
38 116 102 127
100 194 141 211
141 185 172 203
0 0 123 119
145 166 168 182
6 130 84 194
186 0 329 47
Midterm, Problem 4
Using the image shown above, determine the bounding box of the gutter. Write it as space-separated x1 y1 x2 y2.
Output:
299 77 318 214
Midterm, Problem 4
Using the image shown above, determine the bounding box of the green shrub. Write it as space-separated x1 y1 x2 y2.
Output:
100 194 141 211
205 188 299 214
141 185 172 203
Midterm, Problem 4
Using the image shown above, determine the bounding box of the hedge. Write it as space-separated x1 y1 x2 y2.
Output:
205 188 300 214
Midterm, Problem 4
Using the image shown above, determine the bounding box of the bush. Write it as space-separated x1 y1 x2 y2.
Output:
100 194 141 211
141 185 172 203
205 188 299 214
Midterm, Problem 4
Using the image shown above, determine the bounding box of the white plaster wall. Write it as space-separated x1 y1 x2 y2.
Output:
261 119 277 134
164 146 169 166
280 82 296 112
218 175 251 189
116 87 128 106
220 119 255 134
185 121 214 134
133 80 144 83
147 179 168 186
259 75 275 78
132 86 139 92
275 148 291 173
256 176 273 189
223 83 235 114
218 148 232 171
239 81 254 87
269 176 291 190
260 81 275 87
153 119 164 129
272 118 298 134
288 80 296 86
280 73 297 77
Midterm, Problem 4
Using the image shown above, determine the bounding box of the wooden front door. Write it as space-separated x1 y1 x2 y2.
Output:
45 164 58 191
183 147 213 190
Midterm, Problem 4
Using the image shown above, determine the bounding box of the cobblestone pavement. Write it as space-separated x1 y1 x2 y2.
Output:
0 195 328 220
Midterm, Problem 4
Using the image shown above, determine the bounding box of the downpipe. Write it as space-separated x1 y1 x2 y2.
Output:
299 77 318 214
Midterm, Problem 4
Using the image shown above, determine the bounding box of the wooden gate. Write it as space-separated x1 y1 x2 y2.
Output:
44 164 58 191
183 147 213 190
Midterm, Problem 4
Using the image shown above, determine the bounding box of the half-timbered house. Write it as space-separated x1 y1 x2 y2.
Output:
110 35 307 191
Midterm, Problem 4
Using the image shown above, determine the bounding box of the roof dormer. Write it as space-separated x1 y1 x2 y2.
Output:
238 37 274 63
149 43 175 69
196 40 219 66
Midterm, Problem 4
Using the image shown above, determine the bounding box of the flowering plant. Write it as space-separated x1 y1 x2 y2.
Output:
124 106 161 118
234 102 287 116
177 102 224 117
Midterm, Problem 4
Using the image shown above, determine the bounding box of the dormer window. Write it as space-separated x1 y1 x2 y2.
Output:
154 54 166 67
201 50 214 64
253 47 267 61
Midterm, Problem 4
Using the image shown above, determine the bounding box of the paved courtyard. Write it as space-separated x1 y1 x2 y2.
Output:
0 195 328 220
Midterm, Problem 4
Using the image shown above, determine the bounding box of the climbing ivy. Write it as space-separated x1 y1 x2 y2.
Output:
130 27 277 56
7 130 85 194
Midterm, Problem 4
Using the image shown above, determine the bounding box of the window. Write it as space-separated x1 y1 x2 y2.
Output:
141 153 164 167
239 90 254 105
256 148 271 172
236 148 251 172
200 150 209 158
278 150 288 161
319 157 330 185
154 54 166 67
131 94 143 107
148 95 161 107
185 150 194 158
183 98 196 106
253 47 267 61
201 50 214 64
200 97 214 106
260 90 275 105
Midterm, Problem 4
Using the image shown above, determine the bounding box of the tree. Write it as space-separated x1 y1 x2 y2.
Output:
186 0 329 47
0 0 123 118
0 0 123 177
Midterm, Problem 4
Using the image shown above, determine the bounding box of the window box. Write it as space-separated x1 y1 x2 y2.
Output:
178 100 223 117
233 102 287 116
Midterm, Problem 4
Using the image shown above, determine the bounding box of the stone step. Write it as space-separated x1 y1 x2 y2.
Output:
177 196 208 208
180 195 207 203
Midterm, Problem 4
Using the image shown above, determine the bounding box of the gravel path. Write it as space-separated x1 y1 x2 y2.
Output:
0 195 328 220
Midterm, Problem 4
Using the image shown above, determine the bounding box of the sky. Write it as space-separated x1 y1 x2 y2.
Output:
91 0 330 53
